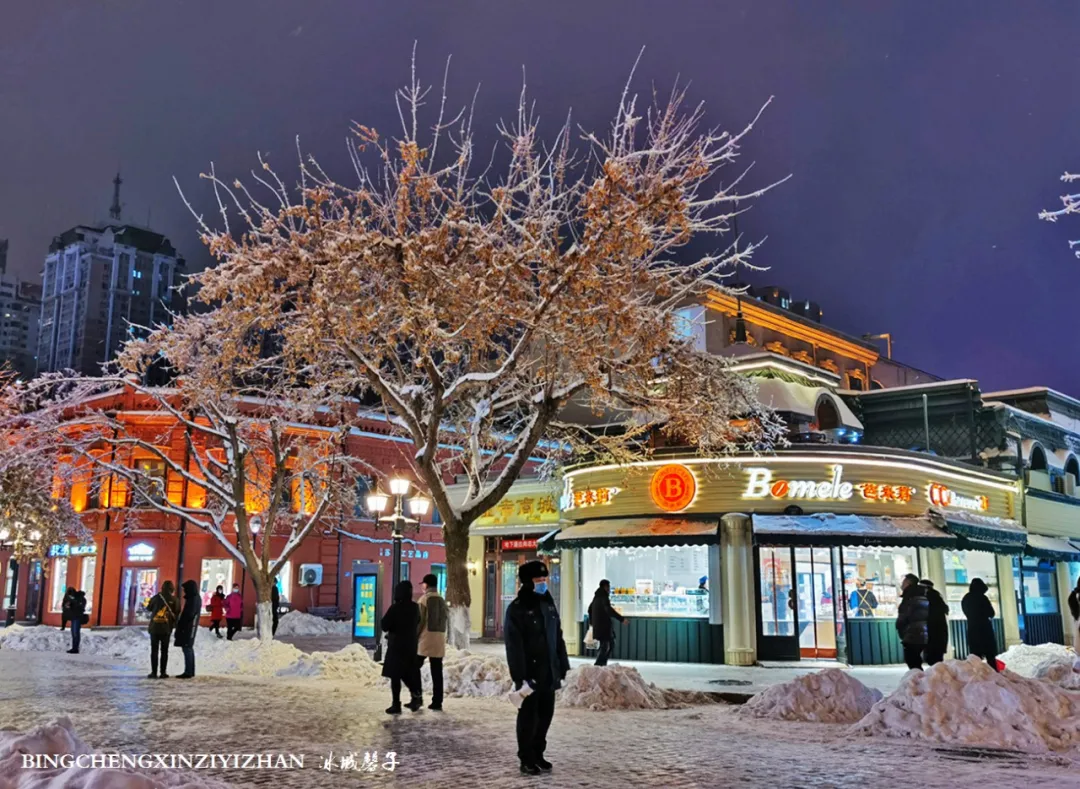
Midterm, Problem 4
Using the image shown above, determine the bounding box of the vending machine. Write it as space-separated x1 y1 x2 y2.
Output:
352 560 382 650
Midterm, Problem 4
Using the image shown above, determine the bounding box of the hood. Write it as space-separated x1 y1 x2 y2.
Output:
161 580 176 597
969 578 989 594
181 579 199 598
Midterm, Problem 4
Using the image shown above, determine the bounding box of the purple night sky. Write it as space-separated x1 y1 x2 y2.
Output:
2 2 1079 392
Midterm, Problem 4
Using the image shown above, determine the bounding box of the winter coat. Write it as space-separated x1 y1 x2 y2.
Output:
147 592 180 636
1068 586 1080 655
504 586 570 692
896 584 930 646
207 592 225 619
70 594 87 622
174 581 201 648
587 588 625 641
923 585 950 653
961 583 997 657
417 589 448 659
381 600 420 680
61 589 76 624
224 591 243 619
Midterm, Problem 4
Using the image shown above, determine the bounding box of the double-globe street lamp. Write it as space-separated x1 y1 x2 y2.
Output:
365 475 430 603
0 523 43 626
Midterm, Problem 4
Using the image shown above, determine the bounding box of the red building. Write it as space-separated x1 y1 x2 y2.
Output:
0 387 447 629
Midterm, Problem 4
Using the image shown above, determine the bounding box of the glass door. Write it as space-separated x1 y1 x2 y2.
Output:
497 558 520 636
756 546 799 660
120 568 159 626
794 547 837 659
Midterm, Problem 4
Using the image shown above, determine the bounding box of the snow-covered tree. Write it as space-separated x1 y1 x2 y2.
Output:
155 53 786 646
1039 172 1080 256
64 374 366 642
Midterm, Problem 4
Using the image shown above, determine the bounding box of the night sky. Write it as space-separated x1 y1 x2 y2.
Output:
3 2 1080 392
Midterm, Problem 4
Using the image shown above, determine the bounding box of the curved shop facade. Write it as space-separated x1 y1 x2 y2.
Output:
542 446 1029 666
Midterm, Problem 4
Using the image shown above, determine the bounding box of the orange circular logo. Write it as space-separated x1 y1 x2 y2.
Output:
650 465 696 512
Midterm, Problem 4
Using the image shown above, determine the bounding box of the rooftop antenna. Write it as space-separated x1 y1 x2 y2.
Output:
109 171 123 222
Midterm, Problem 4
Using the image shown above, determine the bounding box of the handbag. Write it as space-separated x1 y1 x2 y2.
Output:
583 626 599 649
80 614 89 625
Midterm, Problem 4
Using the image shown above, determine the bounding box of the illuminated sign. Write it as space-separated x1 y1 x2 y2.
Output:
126 542 155 562
478 493 559 526
353 572 377 640
501 538 539 552
928 483 988 512
650 465 697 512
744 466 914 504
48 544 97 558
570 487 620 509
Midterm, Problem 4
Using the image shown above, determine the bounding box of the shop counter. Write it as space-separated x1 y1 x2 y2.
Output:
580 616 724 664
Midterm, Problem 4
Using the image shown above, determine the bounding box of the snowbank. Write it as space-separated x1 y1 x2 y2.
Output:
273 611 350 637
420 647 515 697
0 718 232 789
998 642 1080 688
278 643 384 685
0 625 149 661
740 669 882 723
851 655 1080 753
557 665 703 711
194 638 305 678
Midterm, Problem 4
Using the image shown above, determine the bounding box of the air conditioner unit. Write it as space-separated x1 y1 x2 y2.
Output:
299 564 323 586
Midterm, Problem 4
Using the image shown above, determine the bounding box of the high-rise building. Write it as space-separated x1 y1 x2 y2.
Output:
37 175 186 376
0 240 41 379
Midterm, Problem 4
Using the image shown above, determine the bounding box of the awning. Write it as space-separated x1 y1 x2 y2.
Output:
753 379 863 431
469 523 560 537
1024 533 1080 562
931 509 1027 555
752 513 956 548
541 517 720 551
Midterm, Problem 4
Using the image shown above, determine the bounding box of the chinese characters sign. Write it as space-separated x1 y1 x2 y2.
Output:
476 493 559 527
500 538 538 552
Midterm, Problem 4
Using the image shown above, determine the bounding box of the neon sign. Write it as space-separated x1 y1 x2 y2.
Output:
743 465 915 504
928 483 988 512
650 465 697 512
561 484 621 511
126 542 155 562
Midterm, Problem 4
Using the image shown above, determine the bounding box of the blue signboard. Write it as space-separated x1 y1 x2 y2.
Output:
353 572 377 640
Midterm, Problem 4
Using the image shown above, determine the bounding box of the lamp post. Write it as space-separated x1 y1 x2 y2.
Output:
366 475 430 600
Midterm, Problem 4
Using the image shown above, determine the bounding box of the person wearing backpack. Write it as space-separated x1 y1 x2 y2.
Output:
147 581 180 678
67 590 87 654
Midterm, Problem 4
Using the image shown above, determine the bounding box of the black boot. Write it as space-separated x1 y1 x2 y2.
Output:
536 757 552 772
406 695 423 712
520 763 541 776
385 704 402 715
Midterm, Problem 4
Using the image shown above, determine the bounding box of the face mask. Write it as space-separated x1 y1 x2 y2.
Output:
534 581 548 595
232 588 239 594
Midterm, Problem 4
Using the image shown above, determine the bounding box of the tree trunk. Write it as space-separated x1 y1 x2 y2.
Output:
250 569 274 643
443 520 472 650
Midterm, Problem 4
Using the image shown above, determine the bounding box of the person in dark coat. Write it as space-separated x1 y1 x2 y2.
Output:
147 581 180 678
173 580 200 679
381 580 422 714
67 591 86 654
271 582 281 636
896 573 929 670
505 560 570 777
961 578 999 670
60 587 76 631
919 579 950 666
587 580 627 667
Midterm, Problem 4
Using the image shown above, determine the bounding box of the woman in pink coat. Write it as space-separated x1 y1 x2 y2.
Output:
224 584 244 640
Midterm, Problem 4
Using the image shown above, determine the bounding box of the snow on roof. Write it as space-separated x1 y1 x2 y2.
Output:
855 379 978 396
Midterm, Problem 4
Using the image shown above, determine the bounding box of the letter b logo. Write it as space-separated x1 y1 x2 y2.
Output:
650 465 696 512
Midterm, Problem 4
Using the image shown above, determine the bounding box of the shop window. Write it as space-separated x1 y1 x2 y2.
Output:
431 563 447 595
581 545 710 618
133 458 166 506
200 559 234 611
1017 557 1059 615
400 562 410 582
759 547 795 636
274 561 293 604
840 546 918 619
50 558 68 613
80 556 96 613
942 550 998 618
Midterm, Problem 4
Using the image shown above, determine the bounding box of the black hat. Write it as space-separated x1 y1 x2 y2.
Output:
518 560 549 583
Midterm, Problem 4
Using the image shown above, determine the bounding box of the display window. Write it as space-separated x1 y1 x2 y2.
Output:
50 558 68 613
80 557 97 612
274 560 292 603
759 547 795 636
841 546 918 619
1016 557 1059 615
582 545 710 618
943 550 998 619
200 559 234 610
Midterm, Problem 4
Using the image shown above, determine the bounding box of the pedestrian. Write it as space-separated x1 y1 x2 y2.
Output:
224 583 243 640
961 578 998 670
60 586 76 631
920 579 949 665
1068 575 1080 656
849 579 878 618
146 581 180 678
505 560 570 777
896 573 929 671
271 581 281 637
417 573 448 711
587 579 627 667
381 580 423 714
207 585 225 638
67 590 86 654
174 580 200 679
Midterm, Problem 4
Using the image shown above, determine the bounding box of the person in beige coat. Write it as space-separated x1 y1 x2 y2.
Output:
417 573 449 711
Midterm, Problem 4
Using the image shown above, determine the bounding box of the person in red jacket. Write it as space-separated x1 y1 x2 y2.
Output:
224 584 244 640
207 585 226 639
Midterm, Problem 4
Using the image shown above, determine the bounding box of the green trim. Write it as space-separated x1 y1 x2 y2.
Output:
940 519 1026 555
755 532 954 549
1024 544 1080 562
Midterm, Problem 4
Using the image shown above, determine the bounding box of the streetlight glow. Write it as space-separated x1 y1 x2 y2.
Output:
388 476 411 496
0 528 9 541
408 493 430 518
365 491 389 514
28 530 42 541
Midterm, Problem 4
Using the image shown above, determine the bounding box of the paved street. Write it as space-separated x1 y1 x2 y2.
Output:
0 649 1076 788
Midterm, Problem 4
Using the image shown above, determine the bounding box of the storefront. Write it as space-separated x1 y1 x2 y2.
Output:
1013 534 1080 645
545 446 1021 665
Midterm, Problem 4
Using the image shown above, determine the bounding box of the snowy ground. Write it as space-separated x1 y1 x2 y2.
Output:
1 648 1079 788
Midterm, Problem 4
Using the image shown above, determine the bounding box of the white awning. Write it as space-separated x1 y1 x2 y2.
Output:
752 378 863 431
1025 533 1080 562
753 513 954 548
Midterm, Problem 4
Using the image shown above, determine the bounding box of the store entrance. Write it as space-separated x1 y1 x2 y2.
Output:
120 568 159 626
756 546 838 660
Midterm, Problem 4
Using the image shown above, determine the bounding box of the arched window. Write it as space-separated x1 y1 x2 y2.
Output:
1030 445 1048 472
815 397 841 431
870 380 884 391
1065 456 1079 485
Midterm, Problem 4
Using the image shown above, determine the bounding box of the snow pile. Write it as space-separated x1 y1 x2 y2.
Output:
278 643 384 685
850 656 1080 753
274 611 350 637
0 625 149 661
0 718 231 789
740 669 883 723
557 665 672 711
421 646 516 697
998 642 1080 688
194 637 304 678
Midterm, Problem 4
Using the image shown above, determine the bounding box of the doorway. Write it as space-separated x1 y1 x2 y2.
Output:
24 560 42 623
756 546 838 660
120 567 159 626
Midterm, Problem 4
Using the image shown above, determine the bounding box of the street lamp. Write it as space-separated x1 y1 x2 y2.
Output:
365 474 430 600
